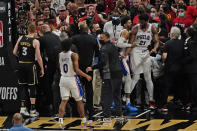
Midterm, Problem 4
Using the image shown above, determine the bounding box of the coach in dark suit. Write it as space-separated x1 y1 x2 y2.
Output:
71 23 99 119
181 26 197 110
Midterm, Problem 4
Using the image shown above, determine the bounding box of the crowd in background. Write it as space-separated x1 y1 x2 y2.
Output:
13 0 197 120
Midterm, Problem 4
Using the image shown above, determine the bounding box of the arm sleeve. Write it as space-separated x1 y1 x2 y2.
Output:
116 37 131 48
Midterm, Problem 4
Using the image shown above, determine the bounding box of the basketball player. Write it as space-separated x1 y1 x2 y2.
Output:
58 39 92 128
125 13 159 109
13 24 44 117
116 16 138 112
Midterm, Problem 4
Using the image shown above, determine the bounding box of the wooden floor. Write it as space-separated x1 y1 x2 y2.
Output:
1 102 197 130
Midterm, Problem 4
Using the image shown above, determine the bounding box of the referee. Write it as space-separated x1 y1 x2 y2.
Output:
13 24 44 117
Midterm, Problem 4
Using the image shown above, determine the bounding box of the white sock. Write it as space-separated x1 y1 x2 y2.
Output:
126 98 130 105
59 118 63 124
81 117 87 123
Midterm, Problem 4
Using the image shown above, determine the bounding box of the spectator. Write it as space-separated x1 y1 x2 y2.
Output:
103 11 123 44
130 0 141 21
173 5 193 31
9 113 33 131
54 4 71 28
141 0 154 11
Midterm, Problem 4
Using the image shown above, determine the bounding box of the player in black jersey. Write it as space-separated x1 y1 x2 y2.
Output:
13 24 44 117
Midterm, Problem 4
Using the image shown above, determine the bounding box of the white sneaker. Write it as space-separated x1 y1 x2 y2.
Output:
30 109 39 117
20 107 29 116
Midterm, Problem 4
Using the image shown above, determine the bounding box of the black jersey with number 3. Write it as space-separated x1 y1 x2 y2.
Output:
18 36 35 62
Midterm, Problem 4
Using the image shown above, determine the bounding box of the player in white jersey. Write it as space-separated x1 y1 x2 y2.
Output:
58 39 92 128
125 13 159 109
116 16 138 112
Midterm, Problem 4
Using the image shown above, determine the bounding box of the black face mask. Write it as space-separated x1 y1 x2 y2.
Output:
99 40 105 45
78 8 86 18
112 19 120 26
96 29 102 35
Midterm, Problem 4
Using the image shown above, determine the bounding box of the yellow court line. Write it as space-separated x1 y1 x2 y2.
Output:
0 116 7 127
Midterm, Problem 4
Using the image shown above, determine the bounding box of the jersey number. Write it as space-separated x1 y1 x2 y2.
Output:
22 47 27 56
139 41 146 46
63 64 68 73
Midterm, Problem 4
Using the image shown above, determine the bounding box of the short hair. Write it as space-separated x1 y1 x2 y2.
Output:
79 24 89 33
89 22 98 32
87 4 94 10
139 13 149 22
47 19 54 25
186 27 195 38
101 32 110 38
170 26 181 39
178 4 187 11
61 38 73 52
121 16 131 26
28 24 36 33
12 113 23 123
42 5 50 11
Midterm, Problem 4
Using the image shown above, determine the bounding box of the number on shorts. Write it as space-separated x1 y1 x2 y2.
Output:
63 64 68 73
139 41 146 46
22 47 27 56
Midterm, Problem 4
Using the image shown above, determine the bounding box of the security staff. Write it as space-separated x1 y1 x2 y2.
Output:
39 24 61 116
87 32 123 119
182 26 197 110
71 23 99 119
13 24 44 117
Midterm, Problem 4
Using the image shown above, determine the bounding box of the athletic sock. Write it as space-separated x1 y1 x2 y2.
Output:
31 104 35 110
59 118 63 124
126 98 130 105
81 117 87 123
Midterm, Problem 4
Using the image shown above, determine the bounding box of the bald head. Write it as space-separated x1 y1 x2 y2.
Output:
12 113 23 125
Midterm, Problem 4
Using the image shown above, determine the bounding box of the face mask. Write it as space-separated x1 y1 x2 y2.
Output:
152 23 158 28
99 40 105 45
112 17 120 26
155 54 161 61
150 13 156 18
179 12 184 17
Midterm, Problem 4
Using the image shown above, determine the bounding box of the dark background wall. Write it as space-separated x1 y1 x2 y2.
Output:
0 0 19 114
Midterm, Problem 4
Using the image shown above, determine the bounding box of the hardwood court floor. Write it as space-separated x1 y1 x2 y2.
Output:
1 102 197 130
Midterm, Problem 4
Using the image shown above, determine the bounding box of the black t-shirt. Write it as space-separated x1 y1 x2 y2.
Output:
18 36 35 62
163 39 184 72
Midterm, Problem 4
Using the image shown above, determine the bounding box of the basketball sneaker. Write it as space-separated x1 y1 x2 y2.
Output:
149 101 156 110
125 103 138 112
30 109 39 117
20 107 29 116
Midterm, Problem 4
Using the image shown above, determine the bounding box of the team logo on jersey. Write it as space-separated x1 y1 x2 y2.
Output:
0 21 3 48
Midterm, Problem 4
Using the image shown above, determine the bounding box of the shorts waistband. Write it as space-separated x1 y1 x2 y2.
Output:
19 61 34 64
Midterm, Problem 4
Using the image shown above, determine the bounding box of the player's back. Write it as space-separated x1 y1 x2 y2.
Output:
18 36 35 62
59 51 76 77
